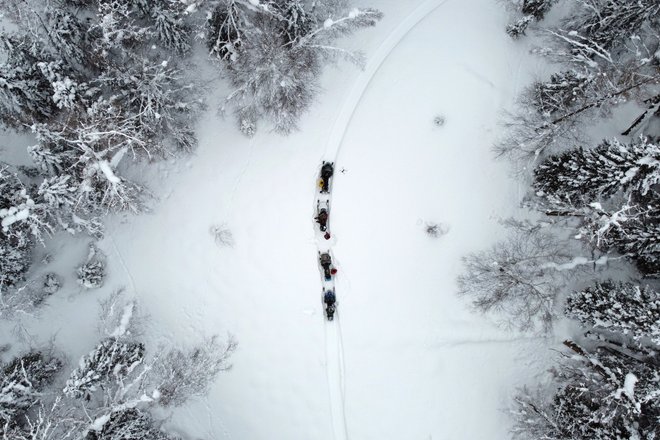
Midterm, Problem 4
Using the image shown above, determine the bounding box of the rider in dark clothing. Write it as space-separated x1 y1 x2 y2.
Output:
324 290 336 320
324 290 336 306
319 253 332 280
320 163 334 193
315 209 328 231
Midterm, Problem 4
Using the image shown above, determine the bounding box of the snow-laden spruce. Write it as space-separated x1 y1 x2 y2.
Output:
64 338 145 399
566 281 660 346
0 351 62 429
513 341 659 440
534 137 660 205
533 137 660 276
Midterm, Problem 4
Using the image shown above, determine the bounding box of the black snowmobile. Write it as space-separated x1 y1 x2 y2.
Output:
315 200 329 232
319 252 333 281
319 161 334 194
323 289 336 321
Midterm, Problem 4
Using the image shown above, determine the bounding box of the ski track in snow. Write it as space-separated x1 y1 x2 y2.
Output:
315 1 451 438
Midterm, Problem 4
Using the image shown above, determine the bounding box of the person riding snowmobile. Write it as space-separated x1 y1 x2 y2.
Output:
319 162 334 193
324 289 336 320
315 209 328 232
319 252 332 280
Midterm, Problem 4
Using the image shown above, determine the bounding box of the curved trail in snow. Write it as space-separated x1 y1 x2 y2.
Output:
322 0 451 160
314 1 451 439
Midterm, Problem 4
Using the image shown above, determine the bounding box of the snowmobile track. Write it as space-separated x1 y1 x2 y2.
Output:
323 0 452 161
313 1 452 439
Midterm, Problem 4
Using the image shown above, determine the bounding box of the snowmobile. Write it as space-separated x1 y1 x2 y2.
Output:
319 252 333 281
324 289 336 321
315 200 330 232
319 161 334 194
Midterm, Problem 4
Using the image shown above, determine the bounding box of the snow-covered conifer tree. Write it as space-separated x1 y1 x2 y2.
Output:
64 338 145 399
85 408 175 440
0 351 62 429
512 341 659 440
505 0 555 38
76 244 106 289
0 34 58 126
532 137 660 275
534 137 660 206
566 281 660 345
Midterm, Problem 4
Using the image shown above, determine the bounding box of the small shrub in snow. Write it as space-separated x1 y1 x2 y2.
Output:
425 222 448 238
152 335 237 407
433 115 445 127
43 272 61 296
506 15 533 39
503 0 555 39
210 224 234 247
98 291 141 339
77 244 106 289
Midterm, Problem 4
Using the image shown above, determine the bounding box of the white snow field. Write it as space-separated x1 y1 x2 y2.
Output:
3 0 562 439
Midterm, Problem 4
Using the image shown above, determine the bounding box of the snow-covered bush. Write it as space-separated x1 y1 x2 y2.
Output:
207 0 383 134
76 244 106 289
425 222 448 238
210 223 234 247
151 335 237 407
43 272 61 296
504 0 555 38
64 338 145 399
0 351 62 428
98 292 142 339
432 115 446 127
566 282 660 345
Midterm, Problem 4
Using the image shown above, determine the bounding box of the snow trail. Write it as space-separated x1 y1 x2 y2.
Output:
325 316 348 440
314 1 453 438
323 0 451 161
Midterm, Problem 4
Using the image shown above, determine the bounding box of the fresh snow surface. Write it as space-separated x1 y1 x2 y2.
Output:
3 0 560 439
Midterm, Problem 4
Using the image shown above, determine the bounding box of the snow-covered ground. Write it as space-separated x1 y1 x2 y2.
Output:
4 0 562 439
